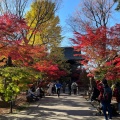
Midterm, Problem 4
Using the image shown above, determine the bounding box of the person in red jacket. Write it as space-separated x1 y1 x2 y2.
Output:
113 82 120 113
97 82 104 101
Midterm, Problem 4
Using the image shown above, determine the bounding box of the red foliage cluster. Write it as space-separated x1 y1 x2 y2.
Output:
105 56 120 80
87 73 94 78
71 24 120 81
33 61 67 80
0 13 67 81
0 13 28 43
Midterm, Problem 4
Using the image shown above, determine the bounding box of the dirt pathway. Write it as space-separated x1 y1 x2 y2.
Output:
0 94 120 120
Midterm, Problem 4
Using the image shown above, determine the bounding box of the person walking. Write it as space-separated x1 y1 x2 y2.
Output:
55 81 62 97
71 81 78 95
47 82 54 96
98 78 112 120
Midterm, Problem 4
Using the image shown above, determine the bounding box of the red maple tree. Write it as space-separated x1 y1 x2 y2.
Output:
71 24 120 80
0 13 67 82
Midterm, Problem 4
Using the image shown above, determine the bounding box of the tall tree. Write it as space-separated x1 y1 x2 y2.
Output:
0 0 62 47
25 0 62 48
0 0 66 76
71 24 120 80
25 0 68 76
0 13 68 101
67 0 120 80
67 0 116 32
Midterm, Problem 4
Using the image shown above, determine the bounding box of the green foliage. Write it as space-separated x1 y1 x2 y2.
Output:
0 67 41 102
3 83 20 101
94 65 111 80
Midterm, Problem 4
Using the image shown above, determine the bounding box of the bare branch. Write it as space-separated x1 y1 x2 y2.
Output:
67 0 116 32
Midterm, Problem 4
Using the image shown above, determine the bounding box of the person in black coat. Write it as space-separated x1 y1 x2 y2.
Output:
91 80 100 102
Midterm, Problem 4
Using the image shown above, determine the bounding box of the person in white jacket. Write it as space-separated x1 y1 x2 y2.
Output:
26 86 38 101
47 82 54 95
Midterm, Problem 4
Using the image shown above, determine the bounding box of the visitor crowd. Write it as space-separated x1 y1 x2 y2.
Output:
26 78 120 120
90 78 120 120
26 80 78 101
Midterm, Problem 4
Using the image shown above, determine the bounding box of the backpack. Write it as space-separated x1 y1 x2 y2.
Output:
103 87 112 102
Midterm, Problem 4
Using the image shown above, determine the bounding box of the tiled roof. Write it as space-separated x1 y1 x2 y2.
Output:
62 47 82 60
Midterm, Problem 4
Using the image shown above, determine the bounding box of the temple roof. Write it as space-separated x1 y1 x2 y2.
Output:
62 47 82 61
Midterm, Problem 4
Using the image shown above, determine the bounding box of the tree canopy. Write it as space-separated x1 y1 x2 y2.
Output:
0 0 68 102
71 24 120 80
25 0 62 49
68 0 120 81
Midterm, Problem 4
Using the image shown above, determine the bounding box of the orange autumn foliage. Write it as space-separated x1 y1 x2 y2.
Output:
0 13 67 81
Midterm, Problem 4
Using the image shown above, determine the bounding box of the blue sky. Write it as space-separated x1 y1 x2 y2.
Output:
56 0 81 47
57 0 80 27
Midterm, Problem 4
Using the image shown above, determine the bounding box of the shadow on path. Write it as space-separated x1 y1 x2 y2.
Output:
0 94 120 120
